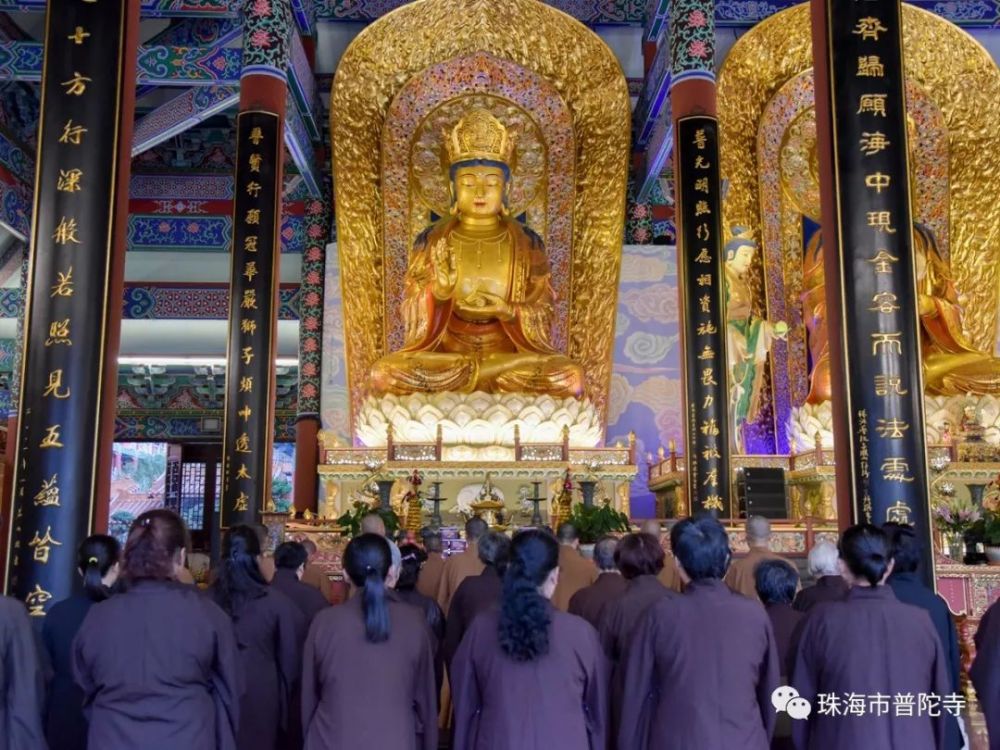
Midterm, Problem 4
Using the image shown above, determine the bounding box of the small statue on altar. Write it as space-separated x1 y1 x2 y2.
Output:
370 109 584 398
960 402 986 442
550 470 575 531
401 470 425 533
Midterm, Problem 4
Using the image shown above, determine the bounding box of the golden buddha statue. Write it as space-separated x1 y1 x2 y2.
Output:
370 109 584 398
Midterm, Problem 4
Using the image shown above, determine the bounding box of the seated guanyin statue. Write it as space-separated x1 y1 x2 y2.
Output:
370 109 584 399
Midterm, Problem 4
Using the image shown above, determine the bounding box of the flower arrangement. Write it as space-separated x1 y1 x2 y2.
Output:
932 495 981 536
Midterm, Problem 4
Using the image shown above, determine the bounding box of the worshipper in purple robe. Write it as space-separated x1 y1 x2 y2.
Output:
43 534 121 750
793 541 848 612
569 535 628 629
970 597 1000 750
394 543 445 693
755 558 804 750
451 529 609 749
271 542 329 625
442 530 509 668
437 517 488 613
790 523 951 750
211 525 303 750
884 523 963 750
73 509 240 750
618 515 779 750
0 595 46 750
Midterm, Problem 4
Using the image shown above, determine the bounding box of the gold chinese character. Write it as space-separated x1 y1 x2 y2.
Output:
857 94 888 117
703 495 724 512
29 526 62 564
870 291 900 314
860 131 891 156
25 584 52 617
699 294 711 313
868 249 899 273
694 155 711 170
241 289 257 310
45 319 72 346
697 273 711 286
695 200 710 217
701 368 717 386
243 261 258 282
871 331 903 355
874 374 908 396
853 16 888 40
864 172 891 193
43 370 70 399
867 211 896 233
245 209 261 225
696 223 710 241
40 424 63 449
240 319 257 335
56 168 83 193
241 346 254 365
700 419 720 437
239 376 254 393
857 55 884 77
249 154 263 172
698 345 715 360
238 405 252 422
694 248 711 264
234 491 249 512
697 321 718 336
244 236 258 253
67 26 90 44
703 468 719 488
59 120 87 145
61 72 91 96
246 181 262 198
34 475 60 507
885 501 912 524
693 128 707 149
694 177 709 193
876 418 910 438
702 394 714 409
881 457 915 483
235 433 251 453
52 217 81 245
236 464 251 480
50 267 74 298
702 445 721 460
249 127 264 145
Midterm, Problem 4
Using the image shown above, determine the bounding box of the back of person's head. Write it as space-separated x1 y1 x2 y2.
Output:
301 538 318 557
883 522 921 575
839 523 891 586
274 541 309 572
122 509 189 583
465 516 488 543
556 522 578 545
746 515 771 545
673 515 731 581
639 519 661 537
422 529 443 553
214 525 268 616
360 513 386 537
755 559 799 605
78 534 121 602
252 523 271 552
344 534 393 643
593 535 619 572
499 529 559 662
615 533 665 579
397 543 427 591
478 531 511 572
807 540 840 577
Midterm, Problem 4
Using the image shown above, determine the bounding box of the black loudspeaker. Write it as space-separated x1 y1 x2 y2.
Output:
736 468 787 519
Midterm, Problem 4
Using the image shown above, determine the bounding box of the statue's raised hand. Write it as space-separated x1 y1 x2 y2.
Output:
431 238 457 296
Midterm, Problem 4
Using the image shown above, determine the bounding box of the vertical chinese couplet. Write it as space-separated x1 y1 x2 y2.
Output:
676 117 730 516
221 112 282 528
5 0 130 615
823 0 930 533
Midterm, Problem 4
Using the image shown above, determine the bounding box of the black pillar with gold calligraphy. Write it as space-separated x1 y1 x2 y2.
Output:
812 0 933 577
5 0 135 614
221 112 282 527
675 116 731 516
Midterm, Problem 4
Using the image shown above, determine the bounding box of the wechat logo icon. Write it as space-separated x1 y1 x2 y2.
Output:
772 686 812 720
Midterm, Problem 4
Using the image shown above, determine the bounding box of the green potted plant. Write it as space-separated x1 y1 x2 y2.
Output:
566 502 630 555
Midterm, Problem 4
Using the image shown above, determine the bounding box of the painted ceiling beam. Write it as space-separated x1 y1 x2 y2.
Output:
288 31 320 142
0 0 238 17
145 18 243 46
0 130 31 240
290 0 317 36
315 0 645 24
284 100 322 199
132 86 240 157
633 40 670 149
636 116 673 203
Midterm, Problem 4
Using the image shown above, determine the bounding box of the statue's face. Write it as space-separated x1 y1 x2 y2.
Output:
728 243 755 275
453 164 507 219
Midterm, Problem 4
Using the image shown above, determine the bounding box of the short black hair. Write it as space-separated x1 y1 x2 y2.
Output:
422 530 443 553
478 531 511 570
883 522 920 574
672 515 731 581
839 523 890 586
614 533 664 579
755 559 799 605
593 535 619 571
274 541 308 571
465 516 488 542
396 543 427 591
556 522 578 544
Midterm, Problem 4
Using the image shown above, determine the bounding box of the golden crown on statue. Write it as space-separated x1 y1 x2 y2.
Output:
445 108 516 166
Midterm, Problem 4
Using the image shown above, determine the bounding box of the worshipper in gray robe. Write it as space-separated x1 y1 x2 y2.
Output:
0 595 46 750
793 541 848 612
568 535 627 629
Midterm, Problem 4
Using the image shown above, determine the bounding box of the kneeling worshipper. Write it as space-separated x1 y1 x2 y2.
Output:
451 529 609 749
970 596 1000 749
618 516 779 750
73 510 241 750
301 534 438 750
790 524 951 750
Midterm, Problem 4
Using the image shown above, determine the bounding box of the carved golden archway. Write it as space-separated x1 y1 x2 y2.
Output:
330 0 630 430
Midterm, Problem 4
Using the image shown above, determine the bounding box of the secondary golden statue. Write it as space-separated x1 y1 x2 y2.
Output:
370 109 584 397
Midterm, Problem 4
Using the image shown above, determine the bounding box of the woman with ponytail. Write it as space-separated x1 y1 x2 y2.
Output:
301 533 437 750
451 529 608 749
73 509 240 750
790 523 951 750
42 535 120 750
210 525 302 750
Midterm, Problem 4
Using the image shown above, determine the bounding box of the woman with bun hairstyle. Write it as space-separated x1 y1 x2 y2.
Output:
301 533 438 750
211 525 302 750
73 509 240 750
790 523 951 750
43 534 120 750
451 529 608 749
